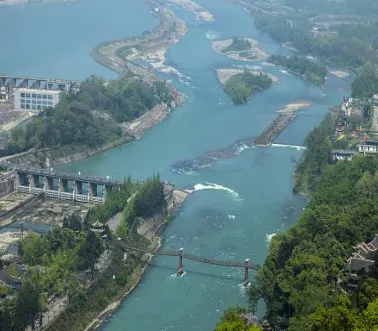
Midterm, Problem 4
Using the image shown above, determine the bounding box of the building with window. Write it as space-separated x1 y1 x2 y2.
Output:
358 140 378 154
13 88 61 112
331 150 355 162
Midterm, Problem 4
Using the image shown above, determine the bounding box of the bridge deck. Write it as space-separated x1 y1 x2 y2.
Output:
124 246 260 270
0 161 122 186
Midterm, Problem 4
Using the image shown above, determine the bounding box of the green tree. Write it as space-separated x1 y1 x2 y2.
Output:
14 280 40 330
215 308 262 331
310 296 358 331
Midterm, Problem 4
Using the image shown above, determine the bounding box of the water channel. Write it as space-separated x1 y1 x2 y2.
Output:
0 0 353 329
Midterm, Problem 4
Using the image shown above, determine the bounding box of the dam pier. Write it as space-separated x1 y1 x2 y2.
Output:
0 161 122 204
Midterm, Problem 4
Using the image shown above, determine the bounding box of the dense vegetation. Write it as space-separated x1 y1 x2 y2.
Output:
0 224 104 330
5 75 173 155
215 307 262 331
351 62 378 99
223 37 251 53
0 175 167 331
248 155 378 330
269 55 326 86
236 0 378 98
224 70 273 105
251 4 378 69
293 114 334 193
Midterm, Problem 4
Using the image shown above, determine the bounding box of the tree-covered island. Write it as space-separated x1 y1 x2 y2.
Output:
212 37 268 61
269 54 327 86
223 37 252 53
220 70 274 105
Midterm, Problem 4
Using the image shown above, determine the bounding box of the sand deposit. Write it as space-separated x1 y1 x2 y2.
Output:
212 38 267 61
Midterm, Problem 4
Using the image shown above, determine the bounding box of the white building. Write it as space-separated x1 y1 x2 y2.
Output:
358 140 378 154
14 88 61 112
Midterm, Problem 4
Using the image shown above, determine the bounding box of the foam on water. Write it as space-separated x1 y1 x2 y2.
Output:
238 282 250 296
189 182 240 199
228 214 236 220
271 143 306 150
205 30 222 40
265 232 276 243
168 271 186 281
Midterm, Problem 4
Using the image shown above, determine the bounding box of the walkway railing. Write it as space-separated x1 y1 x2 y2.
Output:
124 245 260 270
0 160 122 186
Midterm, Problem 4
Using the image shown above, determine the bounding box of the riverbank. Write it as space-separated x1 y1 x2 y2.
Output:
91 1 187 78
212 38 267 62
2 135 134 168
63 191 189 331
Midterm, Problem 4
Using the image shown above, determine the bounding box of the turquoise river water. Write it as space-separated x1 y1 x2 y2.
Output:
0 0 352 329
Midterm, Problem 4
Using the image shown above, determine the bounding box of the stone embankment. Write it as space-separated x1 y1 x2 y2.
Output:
255 101 310 146
254 113 297 146
3 136 133 168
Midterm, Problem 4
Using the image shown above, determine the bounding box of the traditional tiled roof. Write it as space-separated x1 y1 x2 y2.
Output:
349 258 374 273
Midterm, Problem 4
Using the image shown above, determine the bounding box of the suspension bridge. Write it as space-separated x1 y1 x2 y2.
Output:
124 245 260 286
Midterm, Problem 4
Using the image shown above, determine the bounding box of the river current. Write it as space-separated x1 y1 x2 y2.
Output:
1 0 352 329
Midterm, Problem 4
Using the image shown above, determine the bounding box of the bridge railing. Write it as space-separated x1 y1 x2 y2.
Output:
44 190 59 199
124 246 261 270
17 185 29 193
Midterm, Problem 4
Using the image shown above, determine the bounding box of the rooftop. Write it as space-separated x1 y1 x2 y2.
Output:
14 88 61 94
360 140 378 146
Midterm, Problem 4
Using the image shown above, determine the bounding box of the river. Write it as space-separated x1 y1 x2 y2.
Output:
0 0 352 330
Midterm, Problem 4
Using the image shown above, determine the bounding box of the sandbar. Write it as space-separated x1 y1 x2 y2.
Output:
330 70 350 78
216 68 278 85
168 0 214 21
277 102 311 113
212 38 268 62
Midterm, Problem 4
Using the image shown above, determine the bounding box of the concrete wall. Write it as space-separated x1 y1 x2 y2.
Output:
0 171 16 198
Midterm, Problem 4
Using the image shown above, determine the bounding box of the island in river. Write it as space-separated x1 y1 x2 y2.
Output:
268 54 327 86
212 37 268 61
167 0 214 22
216 68 277 105
2 1 186 168
91 2 187 78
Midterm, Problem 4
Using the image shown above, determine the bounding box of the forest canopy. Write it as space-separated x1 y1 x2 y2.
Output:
224 71 273 105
